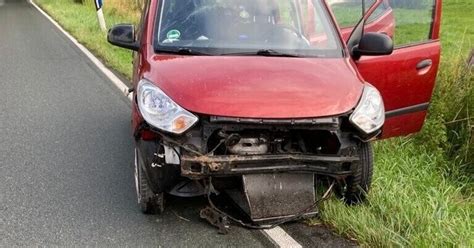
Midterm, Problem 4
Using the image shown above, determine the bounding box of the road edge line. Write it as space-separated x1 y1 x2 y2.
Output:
29 1 303 247
28 0 132 101
262 227 302 248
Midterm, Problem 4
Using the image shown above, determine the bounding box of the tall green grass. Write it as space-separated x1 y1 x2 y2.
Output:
34 0 473 246
319 139 473 246
412 0 473 181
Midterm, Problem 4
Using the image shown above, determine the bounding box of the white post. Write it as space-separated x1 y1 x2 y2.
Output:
94 0 106 31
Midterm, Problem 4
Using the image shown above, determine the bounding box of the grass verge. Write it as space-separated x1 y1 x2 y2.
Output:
318 139 472 246
34 0 473 246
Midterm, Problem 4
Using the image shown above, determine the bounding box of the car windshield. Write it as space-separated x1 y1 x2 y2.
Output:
155 0 343 57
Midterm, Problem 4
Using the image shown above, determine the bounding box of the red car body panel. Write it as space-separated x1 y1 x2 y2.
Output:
358 42 441 138
131 0 442 140
142 55 363 119
382 111 428 138
357 42 441 111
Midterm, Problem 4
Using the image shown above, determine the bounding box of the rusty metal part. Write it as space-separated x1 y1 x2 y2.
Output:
199 206 230 234
181 154 357 178
242 173 317 222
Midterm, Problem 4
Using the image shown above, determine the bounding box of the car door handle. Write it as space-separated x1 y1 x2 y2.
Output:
416 59 433 70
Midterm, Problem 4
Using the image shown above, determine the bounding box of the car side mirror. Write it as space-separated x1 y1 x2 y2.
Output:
107 24 139 51
352 32 393 59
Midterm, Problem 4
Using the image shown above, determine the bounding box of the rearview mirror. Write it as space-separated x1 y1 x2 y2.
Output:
352 32 393 58
107 24 139 51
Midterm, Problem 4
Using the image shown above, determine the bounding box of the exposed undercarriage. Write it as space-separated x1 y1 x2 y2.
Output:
181 116 360 178
135 115 372 229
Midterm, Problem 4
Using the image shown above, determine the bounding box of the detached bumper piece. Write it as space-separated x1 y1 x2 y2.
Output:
242 173 316 222
181 154 359 178
185 154 357 224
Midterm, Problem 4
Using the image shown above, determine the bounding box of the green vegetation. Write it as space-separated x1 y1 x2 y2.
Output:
330 1 434 45
35 0 472 246
390 0 440 47
392 8 433 46
330 4 363 28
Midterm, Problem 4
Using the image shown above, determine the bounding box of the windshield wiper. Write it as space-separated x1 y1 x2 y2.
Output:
156 48 300 57
155 47 212 56
221 49 300 57
256 49 300 57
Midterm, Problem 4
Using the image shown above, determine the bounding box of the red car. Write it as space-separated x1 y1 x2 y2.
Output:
108 0 442 226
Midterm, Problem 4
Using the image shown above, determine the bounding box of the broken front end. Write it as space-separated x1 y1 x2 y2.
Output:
135 114 370 224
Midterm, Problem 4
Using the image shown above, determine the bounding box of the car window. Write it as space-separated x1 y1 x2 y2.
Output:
154 0 343 58
326 0 378 28
364 0 436 47
277 1 299 31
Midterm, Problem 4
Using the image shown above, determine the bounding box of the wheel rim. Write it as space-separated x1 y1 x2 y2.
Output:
134 148 141 203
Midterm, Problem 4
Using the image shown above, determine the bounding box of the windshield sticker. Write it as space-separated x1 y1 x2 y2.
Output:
166 29 181 40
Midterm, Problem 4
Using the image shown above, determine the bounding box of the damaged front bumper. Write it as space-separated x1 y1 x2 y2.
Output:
181 153 358 178
136 115 366 224
137 115 364 180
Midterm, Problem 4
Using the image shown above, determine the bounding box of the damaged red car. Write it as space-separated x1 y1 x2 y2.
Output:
108 0 442 227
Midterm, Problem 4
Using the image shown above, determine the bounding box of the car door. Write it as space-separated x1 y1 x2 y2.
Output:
329 0 442 139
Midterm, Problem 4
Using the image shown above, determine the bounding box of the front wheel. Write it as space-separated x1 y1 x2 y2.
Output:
134 148 164 214
343 142 374 205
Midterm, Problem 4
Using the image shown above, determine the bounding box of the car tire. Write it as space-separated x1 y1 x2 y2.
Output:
134 148 164 215
343 142 373 205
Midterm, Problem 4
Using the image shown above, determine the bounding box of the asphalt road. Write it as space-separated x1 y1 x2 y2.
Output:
0 0 272 246
0 0 358 247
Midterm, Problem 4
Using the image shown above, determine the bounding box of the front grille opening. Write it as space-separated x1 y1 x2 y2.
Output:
206 129 341 156
301 130 341 155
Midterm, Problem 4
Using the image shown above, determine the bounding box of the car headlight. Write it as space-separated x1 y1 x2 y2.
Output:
349 84 385 134
137 79 198 134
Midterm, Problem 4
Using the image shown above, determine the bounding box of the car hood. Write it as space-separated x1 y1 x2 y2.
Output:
144 55 363 119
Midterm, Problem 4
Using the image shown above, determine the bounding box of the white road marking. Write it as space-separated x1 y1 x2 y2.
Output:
29 0 132 101
0 0 5 7
30 1 303 247
262 227 303 248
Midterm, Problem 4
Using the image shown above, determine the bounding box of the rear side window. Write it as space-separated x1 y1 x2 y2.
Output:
328 0 437 48
386 0 436 47
327 0 384 28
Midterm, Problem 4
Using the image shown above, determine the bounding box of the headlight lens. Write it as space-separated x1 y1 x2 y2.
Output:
137 79 198 134
350 84 385 134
